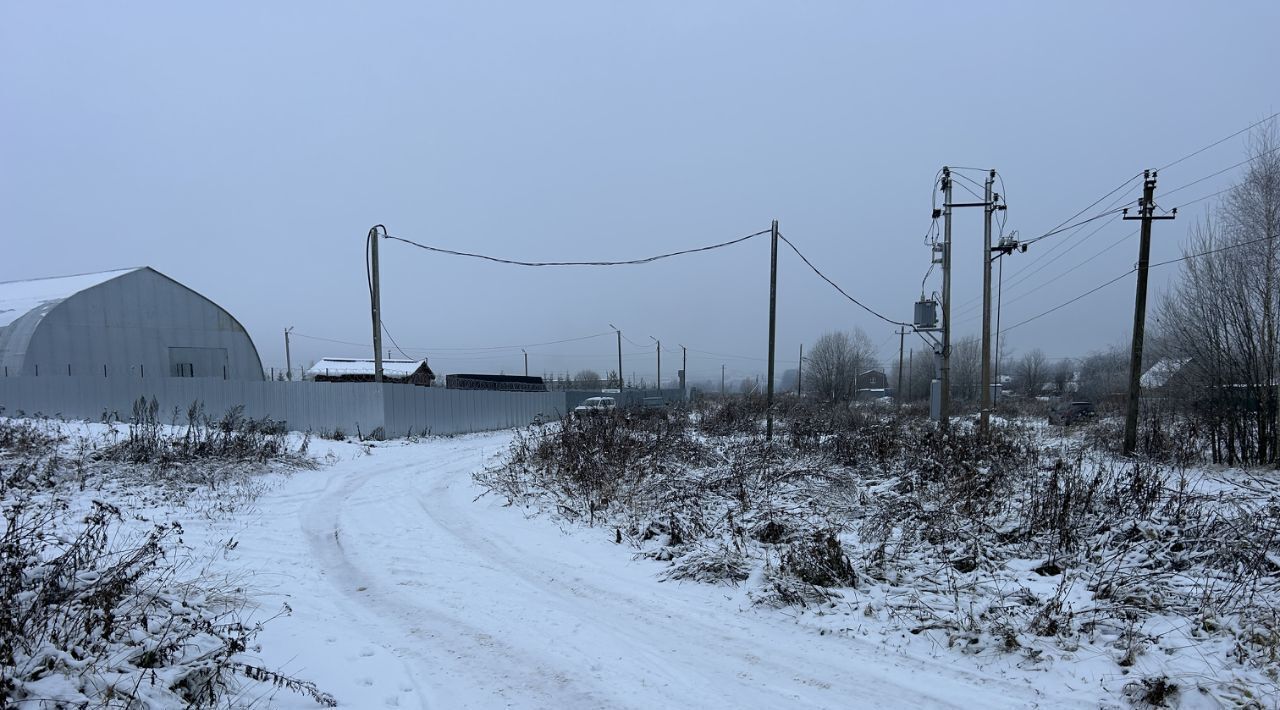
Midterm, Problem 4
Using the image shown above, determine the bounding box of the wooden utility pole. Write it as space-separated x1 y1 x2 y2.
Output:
284 327 294 381
766 219 779 440
1122 170 1175 455
680 345 687 399
369 226 384 383
798 343 804 396
522 349 528 377
721 364 725 396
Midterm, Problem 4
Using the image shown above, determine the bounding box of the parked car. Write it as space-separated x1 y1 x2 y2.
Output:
1048 400 1096 425
574 396 617 414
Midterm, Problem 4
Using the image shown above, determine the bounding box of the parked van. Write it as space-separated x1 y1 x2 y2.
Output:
574 396 617 414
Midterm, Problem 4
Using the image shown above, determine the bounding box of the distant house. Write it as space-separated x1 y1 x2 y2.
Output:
1141 358 1191 390
855 369 890 400
306 358 435 386
856 369 888 391
445 373 547 392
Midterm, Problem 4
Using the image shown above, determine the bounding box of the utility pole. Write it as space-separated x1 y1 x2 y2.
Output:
980 169 995 436
798 343 804 397
937 168 1003 430
610 324 623 389
522 349 528 377
680 345 687 399
721 364 726 396
940 169 953 429
368 226 384 383
896 326 907 400
284 327 294 381
650 336 661 395
1123 170 1176 455
766 219 779 440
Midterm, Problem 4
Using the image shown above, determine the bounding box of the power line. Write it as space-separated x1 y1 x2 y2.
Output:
381 227 771 267
1000 270 1136 334
1021 173 1144 248
1001 231 1279 335
1157 110 1280 172
776 233 911 327
292 330 614 353
1150 232 1277 269
380 319 414 360
1158 144 1280 202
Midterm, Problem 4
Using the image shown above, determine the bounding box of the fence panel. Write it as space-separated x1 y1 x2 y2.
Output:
0 377 565 438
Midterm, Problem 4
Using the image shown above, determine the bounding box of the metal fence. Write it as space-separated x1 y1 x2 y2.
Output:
0 376 564 437
563 388 686 410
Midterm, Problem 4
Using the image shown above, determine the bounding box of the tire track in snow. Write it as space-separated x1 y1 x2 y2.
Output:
299 445 623 709
411 461 1060 709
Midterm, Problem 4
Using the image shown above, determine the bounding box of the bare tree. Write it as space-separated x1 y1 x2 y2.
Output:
1016 349 1049 396
803 329 878 402
1076 346 1128 403
949 335 982 402
890 347 935 403
574 369 603 389
779 368 799 393
1052 360 1072 396
1158 125 1280 464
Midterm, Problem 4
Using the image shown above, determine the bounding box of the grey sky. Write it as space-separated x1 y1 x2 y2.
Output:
3 2 1277 386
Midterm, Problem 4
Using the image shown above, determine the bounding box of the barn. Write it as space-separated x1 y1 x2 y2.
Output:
306 358 436 386
0 267 264 380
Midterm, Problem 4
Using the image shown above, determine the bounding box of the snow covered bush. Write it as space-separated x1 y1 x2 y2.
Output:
482 399 1280 704
0 417 333 708
104 398 309 468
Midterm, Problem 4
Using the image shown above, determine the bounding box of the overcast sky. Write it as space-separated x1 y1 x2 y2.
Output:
3 2 1277 386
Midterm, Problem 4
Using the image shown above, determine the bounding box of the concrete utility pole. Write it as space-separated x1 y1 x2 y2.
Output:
980 170 995 435
650 336 661 395
522 349 528 377
610 324 623 389
940 169 953 430
1122 170 1176 455
721 364 726 396
368 226 385 384
766 219 779 441
284 327 294 381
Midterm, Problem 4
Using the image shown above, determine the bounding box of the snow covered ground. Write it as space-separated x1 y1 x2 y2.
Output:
13 417 1271 708
166 431 1090 709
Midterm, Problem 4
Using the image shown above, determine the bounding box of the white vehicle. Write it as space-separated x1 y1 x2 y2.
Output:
574 396 617 414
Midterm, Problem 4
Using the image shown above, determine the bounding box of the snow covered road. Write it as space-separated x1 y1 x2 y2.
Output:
214 433 1078 709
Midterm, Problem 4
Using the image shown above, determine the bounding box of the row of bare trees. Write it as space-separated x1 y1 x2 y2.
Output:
1156 127 1280 464
803 329 879 401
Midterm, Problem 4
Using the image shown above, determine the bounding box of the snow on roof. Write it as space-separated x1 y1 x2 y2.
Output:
0 268 141 328
306 358 431 378
1141 358 1190 388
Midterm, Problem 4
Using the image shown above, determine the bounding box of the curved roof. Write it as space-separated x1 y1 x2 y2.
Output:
0 267 141 328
